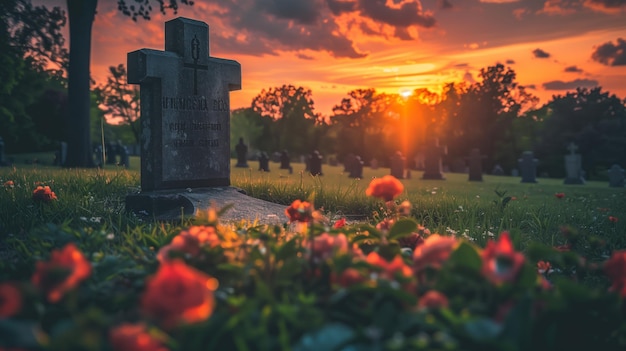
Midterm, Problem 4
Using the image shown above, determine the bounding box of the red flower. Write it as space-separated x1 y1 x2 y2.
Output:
412 234 458 272
366 252 413 281
285 200 314 223
609 216 619 223
306 233 349 263
333 218 347 229
365 175 404 202
157 226 220 262
31 243 91 303
32 185 57 202
481 232 525 285
141 260 218 328
554 192 565 199
604 250 626 298
0 282 22 318
332 268 366 288
418 290 449 309
109 323 169 351
3 180 14 188
537 260 552 275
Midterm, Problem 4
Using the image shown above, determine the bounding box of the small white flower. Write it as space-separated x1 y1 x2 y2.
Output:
80 217 88 222
106 233 115 240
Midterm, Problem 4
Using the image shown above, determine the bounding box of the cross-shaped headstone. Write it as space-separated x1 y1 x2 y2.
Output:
127 17 241 191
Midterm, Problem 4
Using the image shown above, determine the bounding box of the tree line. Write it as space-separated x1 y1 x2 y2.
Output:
2 1 625 179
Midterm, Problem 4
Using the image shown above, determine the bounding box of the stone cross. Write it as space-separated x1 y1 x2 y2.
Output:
127 17 241 191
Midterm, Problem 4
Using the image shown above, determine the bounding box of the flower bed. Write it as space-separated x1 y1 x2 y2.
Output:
1 175 625 350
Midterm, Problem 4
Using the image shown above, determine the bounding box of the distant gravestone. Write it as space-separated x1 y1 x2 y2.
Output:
370 158 379 170
349 155 364 178
518 151 538 183
422 138 447 180
468 148 485 182
279 150 290 169
0 137 6 166
122 17 289 222
94 145 103 167
390 151 405 179
309 150 323 176
413 153 425 170
258 152 270 172
235 138 249 168
564 142 584 185
119 145 130 169
491 164 504 176
106 142 117 165
343 153 356 173
608 164 625 187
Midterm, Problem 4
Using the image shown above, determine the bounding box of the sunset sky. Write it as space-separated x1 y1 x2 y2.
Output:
39 0 626 115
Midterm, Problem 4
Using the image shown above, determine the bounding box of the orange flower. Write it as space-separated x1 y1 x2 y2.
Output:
3 180 14 188
418 290 449 309
609 216 619 223
412 234 458 272
333 218 347 229
604 250 626 297
365 175 404 202
0 282 22 318
366 252 413 281
285 200 314 223
31 243 91 303
141 260 218 328
109 323 169 351
554 192 565 199
481 232 525 285
32 185 57 202
157 226 220 262
307 233 349 263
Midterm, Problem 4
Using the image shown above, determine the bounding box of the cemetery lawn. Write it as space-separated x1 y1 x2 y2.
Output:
1 155 626 350
1 155 625 254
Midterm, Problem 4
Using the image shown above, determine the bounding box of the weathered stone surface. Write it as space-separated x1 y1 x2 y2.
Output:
126 187 286 223
128 17 241 190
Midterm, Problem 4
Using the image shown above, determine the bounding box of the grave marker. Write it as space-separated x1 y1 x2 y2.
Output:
127 17 241 190
563 142 584 185
390 151 405 179
608 164 625 188
422 138 447 180
468 148 485 182
518 151 538 183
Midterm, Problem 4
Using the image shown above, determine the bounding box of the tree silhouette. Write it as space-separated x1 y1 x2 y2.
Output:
95 64 140 143
536 87 626 178
251 84 318 154
64 0 193 167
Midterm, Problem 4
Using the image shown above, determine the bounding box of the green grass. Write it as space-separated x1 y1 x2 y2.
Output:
2 152 625 256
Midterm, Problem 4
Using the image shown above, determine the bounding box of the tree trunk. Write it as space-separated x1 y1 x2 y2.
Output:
64 0 97 167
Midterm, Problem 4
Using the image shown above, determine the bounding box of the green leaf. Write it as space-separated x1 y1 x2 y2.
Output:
448 242 482 272
388 218 418 240
275 238 298 262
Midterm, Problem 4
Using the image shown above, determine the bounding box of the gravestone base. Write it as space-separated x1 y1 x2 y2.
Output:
422 172 446 180
126 187 286 223
564 177 585 185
